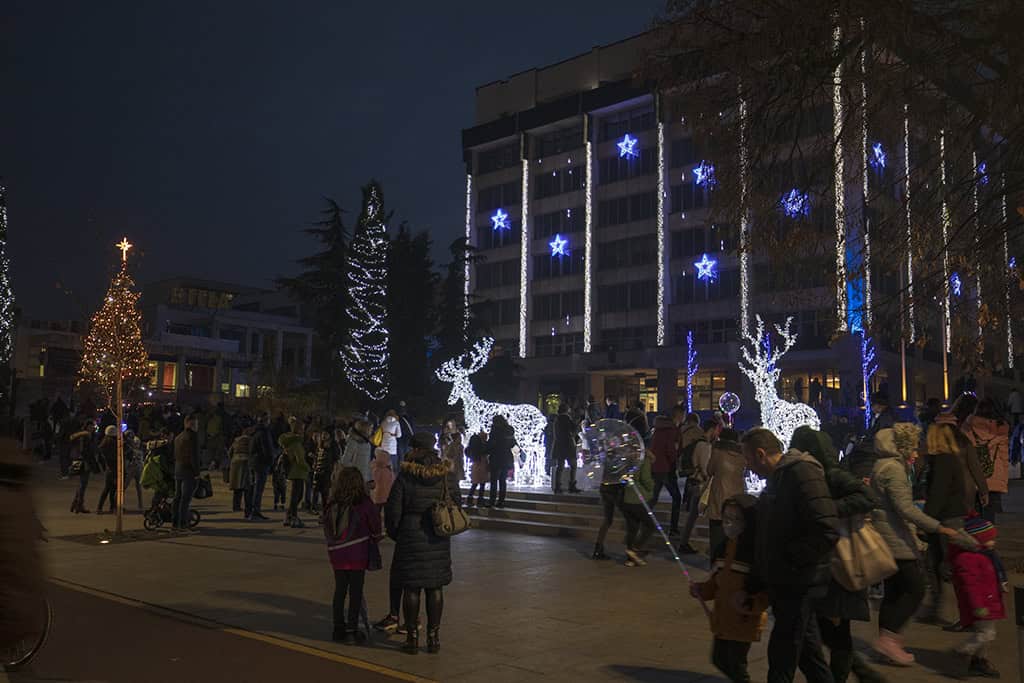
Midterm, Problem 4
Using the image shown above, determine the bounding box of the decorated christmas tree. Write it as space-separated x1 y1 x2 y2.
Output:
342 182 390 401
0 183 16 365
78 238 149 533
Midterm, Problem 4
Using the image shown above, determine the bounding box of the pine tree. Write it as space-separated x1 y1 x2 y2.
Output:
436 237 483 361
0 183 16 365
78 239 149 534
386 222 438 402
342 182 390 401
278 198 351 410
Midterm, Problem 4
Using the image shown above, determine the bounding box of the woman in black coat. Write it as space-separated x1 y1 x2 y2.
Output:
385 432 462 655
487 415 517 508
550 404 580 494
791 426 884 683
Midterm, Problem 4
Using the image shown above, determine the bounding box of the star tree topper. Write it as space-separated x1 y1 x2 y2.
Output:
117 237 133 262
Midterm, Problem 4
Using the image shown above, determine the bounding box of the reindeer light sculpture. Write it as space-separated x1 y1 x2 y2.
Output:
435 338 548 486
738 315 821 448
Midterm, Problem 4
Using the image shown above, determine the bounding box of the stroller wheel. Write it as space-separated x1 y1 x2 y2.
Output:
189 510 201 528
143 513 160 531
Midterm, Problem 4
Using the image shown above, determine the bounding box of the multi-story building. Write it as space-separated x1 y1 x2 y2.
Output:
461 32 1010 423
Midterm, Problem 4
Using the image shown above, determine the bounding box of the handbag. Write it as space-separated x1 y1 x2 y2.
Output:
370 427 384 448
193 473 213 499
431 472 470 537
831 516 898 591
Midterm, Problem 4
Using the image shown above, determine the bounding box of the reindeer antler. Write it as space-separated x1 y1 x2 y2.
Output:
435 337 495 383
464 337 494 374
739 315 796 380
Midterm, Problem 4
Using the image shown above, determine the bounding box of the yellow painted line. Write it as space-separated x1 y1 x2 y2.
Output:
50 578 435 683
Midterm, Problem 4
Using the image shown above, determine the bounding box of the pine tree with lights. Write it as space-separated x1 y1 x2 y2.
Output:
0 183 16 366
342 182 390 402
78 239 149 534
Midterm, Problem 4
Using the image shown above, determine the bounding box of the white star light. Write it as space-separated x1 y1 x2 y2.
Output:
694 253 717 281
549 233 569 257
491 208 510 231
617 133 638 159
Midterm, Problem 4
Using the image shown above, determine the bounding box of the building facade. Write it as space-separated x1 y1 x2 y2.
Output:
461 32 1010 424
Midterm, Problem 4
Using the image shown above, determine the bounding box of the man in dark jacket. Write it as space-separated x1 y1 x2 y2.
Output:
741 428 838 683
172 414 199 531
649 415 682 535
550 404 580 494
247 414 276 520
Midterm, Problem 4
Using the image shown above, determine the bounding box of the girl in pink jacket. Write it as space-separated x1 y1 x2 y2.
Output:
949 516 1006 678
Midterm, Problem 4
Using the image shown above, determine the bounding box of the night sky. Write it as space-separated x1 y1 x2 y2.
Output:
2 1 663 320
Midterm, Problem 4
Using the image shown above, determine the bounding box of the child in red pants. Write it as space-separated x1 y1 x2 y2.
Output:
949 516 1007 678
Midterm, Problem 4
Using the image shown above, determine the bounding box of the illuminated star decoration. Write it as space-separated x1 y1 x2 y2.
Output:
780 188 811 218
977 161 989 186
693 160 717 189
950 272 962 297
617 133 638 159
1010 256 1017 271
549 233 569 257
116 237 133 262
869 142 886 173
490 208 510 231
693 253 717 282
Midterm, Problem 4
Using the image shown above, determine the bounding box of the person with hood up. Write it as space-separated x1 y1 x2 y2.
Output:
948 516 1006 678
740 427 838 683
791 426 885 683
95 425 119 514
385 432 462 655
279 417 310 528
380 409 403 473
342 420 374 485
963 398 1010 523
704 428 747 558
649 414 682 535
69 420 99 514
550 403 580 494
691 494 769 683
871 424 968 666
370 447 395 508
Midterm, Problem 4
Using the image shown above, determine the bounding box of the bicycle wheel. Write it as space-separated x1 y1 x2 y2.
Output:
189 510 200 528
143 512 159 531
1 597 52 671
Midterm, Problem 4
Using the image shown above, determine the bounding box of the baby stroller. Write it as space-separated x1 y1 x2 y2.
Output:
141 439 199 530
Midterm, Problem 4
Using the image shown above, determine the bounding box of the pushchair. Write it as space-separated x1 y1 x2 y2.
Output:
141 439 200 530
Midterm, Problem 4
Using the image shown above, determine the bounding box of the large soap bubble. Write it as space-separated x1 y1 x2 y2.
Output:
579 419 646 484
718 391 741 419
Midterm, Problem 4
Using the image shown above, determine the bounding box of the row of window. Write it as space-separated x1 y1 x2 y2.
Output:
533 206 583 239
673 319 738 346
535 333 584 358
597 191 657 228
598 149 656 184
671 225 738 259
535 126 583 158
477 182 520 214
670 182 707 213
598 280 657 313
476 223 519 250
477 143 519 176
475 260 520 290
599 104 656 142
676 269 742 304
478 298 518 328
598 234 656 270
534 165 584 200
533 251 585 279
601 326 656 351
533 290 584 321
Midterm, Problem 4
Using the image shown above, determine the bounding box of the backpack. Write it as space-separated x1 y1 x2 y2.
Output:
970 429 996 478
677 429 706 478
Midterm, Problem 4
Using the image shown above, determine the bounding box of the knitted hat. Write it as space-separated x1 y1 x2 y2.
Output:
964 516 997 545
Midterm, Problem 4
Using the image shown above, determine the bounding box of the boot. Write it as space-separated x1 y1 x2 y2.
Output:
592 544 610 560
426 627 440 654
403 623 419 654
872 630 914 666
70 498 79 513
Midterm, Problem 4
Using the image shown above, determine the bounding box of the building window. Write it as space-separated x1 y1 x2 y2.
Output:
475 260 521 290
598 280 657 313
600 326 655 351
234 384 251 398
477 142 519 175
532 206 584 240
476 223 520 250
675 269 741 303
597 234 657 270
689 370 728 411
670 183 706 213
598 148 656 185
477 181 521 214
534 126 583 158
597 191 657 228
676 319 738 346
534 333 583 358
598 104 656 142
532 251 585 279
670 228 707 259
532 291 584 322
479 298 519 328
670 137 697 168
533 166 583 200
186 365 214 392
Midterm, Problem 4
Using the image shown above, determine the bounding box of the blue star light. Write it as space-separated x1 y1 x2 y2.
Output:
1010 256 1017 271
491 208 510 231
780 188 811 218
617 133 639 159
693 253 717 282
978 161 990 186
869 142 886 172
549 233 569 257
693 160 717 189
950 272 962 297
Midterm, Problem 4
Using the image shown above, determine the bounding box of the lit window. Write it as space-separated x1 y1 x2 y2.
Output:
256 385 273 398
234 384 251 398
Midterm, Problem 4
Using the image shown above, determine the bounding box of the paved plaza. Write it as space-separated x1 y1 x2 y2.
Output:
10 464 1023 682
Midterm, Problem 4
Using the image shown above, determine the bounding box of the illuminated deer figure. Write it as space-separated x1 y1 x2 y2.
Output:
739 315 821 448
435 337 548 486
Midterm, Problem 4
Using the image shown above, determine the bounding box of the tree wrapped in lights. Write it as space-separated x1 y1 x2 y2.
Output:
0 183 15 365
861 333 878 430
739 315 820 447
685 330 698 413
78 239 149 534
342 182 390 401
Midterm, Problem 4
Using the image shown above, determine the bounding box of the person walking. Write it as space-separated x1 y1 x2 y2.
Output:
249 415 276 519
741 427 838 683
677 414 711 555
591 451 627 560
173 414 200 532
704 428 747 554
323 466 381 644
69 421 98 514
228 425 253 518
550 404 580 494
948 516 1006 678
790 427 885 683
385 432 462 654
380 410 403 473
649 415 682 535
487 415 516 508
279 418 310 528
620 449 656 567
95 425 118 514
963 398 1010 523
124 433 145 510
465 429 489 507
342 420 374 485
870 424 967 665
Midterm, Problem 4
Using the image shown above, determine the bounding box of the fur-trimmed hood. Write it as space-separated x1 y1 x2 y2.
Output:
400 451 450 483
